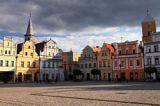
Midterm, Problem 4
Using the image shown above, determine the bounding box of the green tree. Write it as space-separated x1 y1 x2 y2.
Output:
73 69 82 80
91 69 101 80
144 67 157 80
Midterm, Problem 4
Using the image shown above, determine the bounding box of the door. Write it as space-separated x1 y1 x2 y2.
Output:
87 73 90 80
18 72 22 82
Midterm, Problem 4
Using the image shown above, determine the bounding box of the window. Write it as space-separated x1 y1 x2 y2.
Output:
133 49 136 54
8 51 11 54
5 61 9 67
130 60 133 66
89 63 92 68
5 50 7 54
43 62 46 68
49 46 51 49
126 49 129 54
30 53 33 56
1 50 3 54
121 61 124 67
33 62 36 68
147 46 151 53
136 60 140 66
28 46 30 49
7 42 9 46
99 61 102 67
81 64 83 68
155 57 159 65
93 63 96 67
11 61 14 67
21 61 24 67
52 62 55 68
154 45 159 52
48 62 50 68
114 61 117 67
27 61 30 67
0 60 3 66
25 52 28 56
49 52 51 56
85 64 87 68
118 50 121 55
13 51 15 55
108 60 110 67
147 57 151 65
103 61 106 67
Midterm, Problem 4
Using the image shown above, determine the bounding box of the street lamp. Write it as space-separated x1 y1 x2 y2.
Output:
119 63 121 81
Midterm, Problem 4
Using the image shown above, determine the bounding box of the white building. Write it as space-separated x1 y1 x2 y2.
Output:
36 39 64 82
142 10 160 80
144 32 160 80
78 45 100 80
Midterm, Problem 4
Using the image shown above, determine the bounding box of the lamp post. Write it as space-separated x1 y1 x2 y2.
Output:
119 63 121 81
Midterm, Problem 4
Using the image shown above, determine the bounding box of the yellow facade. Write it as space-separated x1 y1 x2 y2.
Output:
16 41 39 82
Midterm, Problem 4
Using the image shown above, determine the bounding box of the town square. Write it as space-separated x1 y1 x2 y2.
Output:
0 0 160 106
0 81 160 106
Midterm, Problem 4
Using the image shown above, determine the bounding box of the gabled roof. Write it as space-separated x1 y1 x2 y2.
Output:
103 43 115 53
17 43 23 54
91 47 101 53
35 41 46 55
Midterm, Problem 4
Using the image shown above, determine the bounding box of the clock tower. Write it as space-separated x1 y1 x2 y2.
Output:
142 10 156 43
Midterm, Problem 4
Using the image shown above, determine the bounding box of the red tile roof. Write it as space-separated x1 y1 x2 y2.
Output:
104 43 115 53
92 47 101 52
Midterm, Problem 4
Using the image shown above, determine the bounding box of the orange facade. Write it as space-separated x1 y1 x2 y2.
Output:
97 43 115 80
112 41 144 81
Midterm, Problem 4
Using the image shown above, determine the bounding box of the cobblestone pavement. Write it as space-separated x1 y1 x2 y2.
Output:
0 81 160 106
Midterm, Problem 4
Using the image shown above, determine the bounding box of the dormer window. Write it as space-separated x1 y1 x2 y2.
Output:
28 46 31 49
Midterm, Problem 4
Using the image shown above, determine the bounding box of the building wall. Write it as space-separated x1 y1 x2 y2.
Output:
62 51 80 80
112 41 144 81
0 37 17 82
39 39 64 81
97 43 114 80
78 46 99 80
144 34 160 80
16 41 39 82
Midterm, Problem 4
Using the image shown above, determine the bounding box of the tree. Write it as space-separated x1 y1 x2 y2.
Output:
144 66 157 80
91 69 101 80
73 69 82 80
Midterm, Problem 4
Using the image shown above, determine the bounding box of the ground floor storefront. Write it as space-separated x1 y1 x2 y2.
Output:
16 71 39 82
40 68 64 82
113 69 144 81
0 71 15 83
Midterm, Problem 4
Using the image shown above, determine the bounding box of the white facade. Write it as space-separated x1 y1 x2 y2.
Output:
144 33 160 80
78 46 99 80
37 39 64 81
0 37 17 82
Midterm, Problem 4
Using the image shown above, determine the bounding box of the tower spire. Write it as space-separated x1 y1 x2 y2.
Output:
147 9 149 16
25 13 36 42
26 13 34 35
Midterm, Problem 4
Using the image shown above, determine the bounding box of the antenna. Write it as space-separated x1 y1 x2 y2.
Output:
147 9 149 16
120 36 123 42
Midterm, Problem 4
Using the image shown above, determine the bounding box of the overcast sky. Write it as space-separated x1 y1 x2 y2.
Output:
0 0 160 51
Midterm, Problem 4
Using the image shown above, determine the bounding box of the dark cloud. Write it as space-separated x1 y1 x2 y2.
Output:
0 0 160 33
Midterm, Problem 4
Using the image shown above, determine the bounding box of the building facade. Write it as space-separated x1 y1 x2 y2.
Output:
97 43 115 80
62 51 80 80
112 41 144 81
36 39 64 82
0 37 17 82
78 46 100 80
143 12 160 80
16 15 39 82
